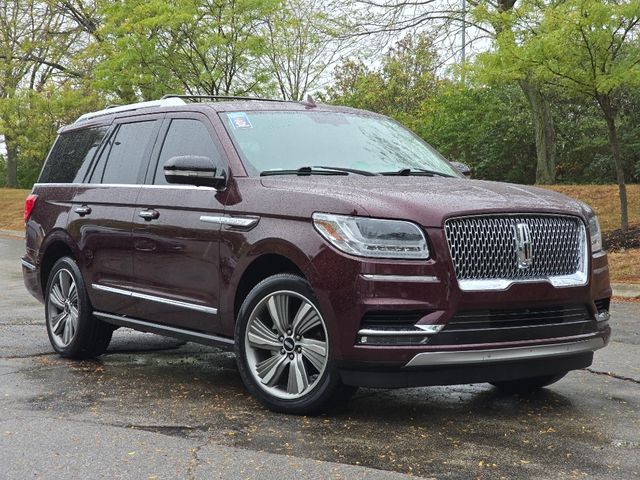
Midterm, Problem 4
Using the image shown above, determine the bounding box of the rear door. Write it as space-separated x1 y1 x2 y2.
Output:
70 116 162 316
130 113 227 332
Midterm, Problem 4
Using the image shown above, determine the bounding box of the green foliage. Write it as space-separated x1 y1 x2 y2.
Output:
0 86 104 188
419 83 537 184
93 0 282 100
326 34 440 127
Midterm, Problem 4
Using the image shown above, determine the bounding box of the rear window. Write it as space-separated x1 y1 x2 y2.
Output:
39 126 109 183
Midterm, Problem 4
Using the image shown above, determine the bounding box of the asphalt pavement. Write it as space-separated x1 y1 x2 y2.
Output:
1 235 638 479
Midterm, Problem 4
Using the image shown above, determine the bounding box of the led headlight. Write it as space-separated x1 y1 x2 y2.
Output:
312 213 429 259
588 214 603 252
580 203 603 252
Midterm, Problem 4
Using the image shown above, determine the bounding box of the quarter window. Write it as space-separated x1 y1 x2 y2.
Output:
39 126 109 183
154 119 223 185
99 121 157 184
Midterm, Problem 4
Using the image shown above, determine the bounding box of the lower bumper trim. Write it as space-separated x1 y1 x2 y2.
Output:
404 337 606 367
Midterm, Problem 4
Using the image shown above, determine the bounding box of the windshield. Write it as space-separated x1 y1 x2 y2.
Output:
222 110 459 177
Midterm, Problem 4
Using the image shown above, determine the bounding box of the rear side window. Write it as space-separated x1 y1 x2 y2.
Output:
93 121 157 184
39 126 109 183
153 119 224 185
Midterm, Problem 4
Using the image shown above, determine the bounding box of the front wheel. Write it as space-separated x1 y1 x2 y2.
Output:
490 372 568 393
45 257 113 359
235 274 352 414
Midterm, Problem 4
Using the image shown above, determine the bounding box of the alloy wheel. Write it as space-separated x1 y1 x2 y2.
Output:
244 290 329 400
47 268 79 348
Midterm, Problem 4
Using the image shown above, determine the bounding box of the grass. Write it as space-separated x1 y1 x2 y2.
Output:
543 185 640 284
544 184 640 234
0 188 30 231
1 184 638 283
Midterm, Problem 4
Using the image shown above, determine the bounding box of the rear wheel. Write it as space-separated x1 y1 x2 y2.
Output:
490 372 568 393
235 274 352 414
45 257 112 359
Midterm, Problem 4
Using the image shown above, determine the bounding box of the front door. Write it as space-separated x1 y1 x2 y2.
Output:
131 114 227 332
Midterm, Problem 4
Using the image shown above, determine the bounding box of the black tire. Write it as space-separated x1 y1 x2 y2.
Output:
44 256 112 359
490 372 568 393
235 273 349 415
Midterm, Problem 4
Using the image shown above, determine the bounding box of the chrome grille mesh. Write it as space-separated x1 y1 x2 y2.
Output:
444 215 585 281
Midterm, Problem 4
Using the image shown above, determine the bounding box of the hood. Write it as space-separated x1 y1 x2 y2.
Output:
259 176 586 227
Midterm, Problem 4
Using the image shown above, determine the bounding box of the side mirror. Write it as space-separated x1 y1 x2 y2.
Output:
164 155 226 189
450 161 472 178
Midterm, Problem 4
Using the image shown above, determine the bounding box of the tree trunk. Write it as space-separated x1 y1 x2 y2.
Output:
519 79 556 184
5 134 18 188
600 100 628 231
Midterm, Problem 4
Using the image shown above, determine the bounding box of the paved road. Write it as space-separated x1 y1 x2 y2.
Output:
1 236 638 479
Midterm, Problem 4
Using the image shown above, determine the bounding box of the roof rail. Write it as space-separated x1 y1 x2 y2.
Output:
75 97 187 123
161 94 291 103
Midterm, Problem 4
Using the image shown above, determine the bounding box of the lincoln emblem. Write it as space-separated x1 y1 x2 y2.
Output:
514 223 534 269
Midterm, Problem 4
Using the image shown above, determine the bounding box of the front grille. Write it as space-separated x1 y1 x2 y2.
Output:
429 304 597 346
444 215 585 283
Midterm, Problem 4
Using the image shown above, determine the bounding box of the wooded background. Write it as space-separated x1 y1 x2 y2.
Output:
1 0 639 230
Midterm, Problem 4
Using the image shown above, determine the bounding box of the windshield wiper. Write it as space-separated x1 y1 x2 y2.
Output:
260 166 349 177
313 165 380 176
380 168 454 178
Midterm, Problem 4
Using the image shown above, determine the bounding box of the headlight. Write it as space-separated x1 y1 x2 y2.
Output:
312 213 429 259
580 203 603 252
588 214 603 252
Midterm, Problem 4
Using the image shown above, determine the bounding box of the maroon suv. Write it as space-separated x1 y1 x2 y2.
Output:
22 96 611 414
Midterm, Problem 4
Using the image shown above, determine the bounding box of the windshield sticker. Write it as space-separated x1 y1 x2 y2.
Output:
227 112 253 129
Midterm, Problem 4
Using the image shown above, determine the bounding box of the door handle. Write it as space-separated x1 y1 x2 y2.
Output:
74 205 92 216
138 209 160 221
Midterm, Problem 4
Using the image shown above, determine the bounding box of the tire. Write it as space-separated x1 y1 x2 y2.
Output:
490 372 568 393
44 257 113 359
234 273 349 415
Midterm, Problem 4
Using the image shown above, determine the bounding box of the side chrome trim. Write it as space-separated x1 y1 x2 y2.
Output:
21 259 37 271
404 337 606 368
200 215 259 228
92 284 217 315
358 325 444 337
165 170 217 178
361 274 439 283
94 311 234 349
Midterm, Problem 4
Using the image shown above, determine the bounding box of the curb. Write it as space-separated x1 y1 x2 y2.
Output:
0 229 23 239
612 283 640 299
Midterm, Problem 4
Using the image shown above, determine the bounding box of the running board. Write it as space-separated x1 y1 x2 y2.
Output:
94 311 234 350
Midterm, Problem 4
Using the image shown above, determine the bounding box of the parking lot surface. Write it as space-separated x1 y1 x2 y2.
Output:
1 236 638 479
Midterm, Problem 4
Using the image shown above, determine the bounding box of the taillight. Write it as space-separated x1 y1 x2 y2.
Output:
24 194 38 222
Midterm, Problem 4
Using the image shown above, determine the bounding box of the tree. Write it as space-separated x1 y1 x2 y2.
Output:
0 0 82 187
263 0 350 100
326 33 440 128
348 1 560 184
93 0 280 100
486 0 640 230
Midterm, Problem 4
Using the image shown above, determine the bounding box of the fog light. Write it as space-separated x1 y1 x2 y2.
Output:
596 310 610 322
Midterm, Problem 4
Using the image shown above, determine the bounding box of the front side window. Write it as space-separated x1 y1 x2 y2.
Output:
98 121 157 184
39 126 109 183
154 119 223 185
222 111 459 177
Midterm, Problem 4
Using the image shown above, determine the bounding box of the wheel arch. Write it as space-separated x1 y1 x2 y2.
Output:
39 230 80 296
233 252 308 321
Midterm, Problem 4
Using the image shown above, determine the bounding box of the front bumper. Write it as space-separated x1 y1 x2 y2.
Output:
309 225 612 377
404 335 605 367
